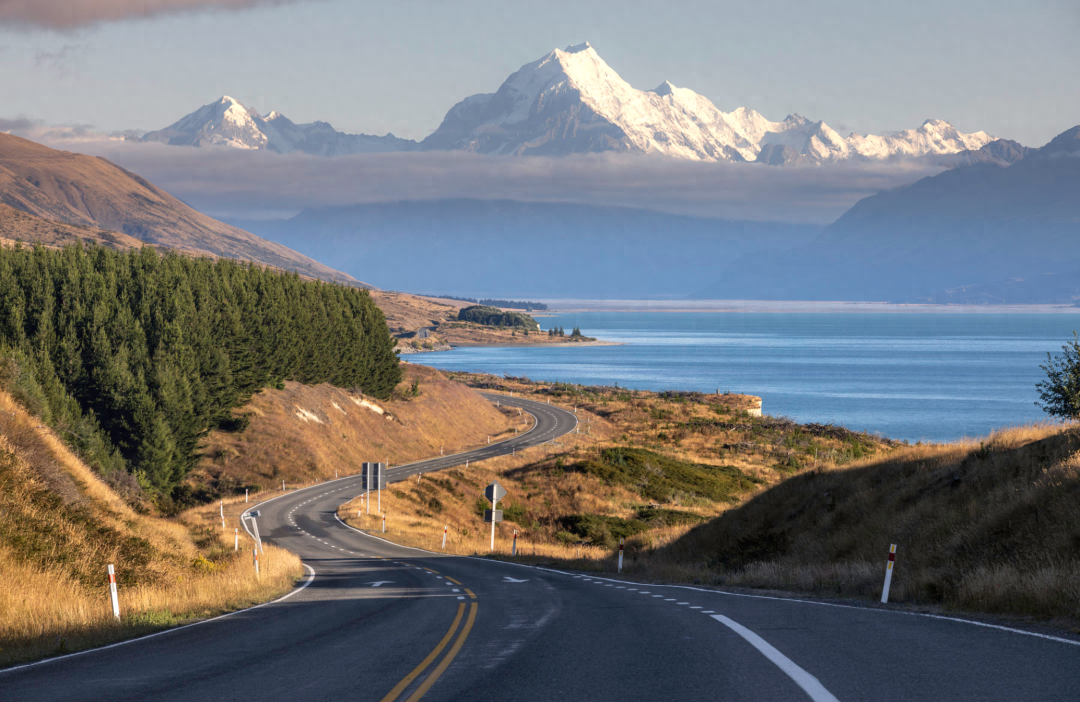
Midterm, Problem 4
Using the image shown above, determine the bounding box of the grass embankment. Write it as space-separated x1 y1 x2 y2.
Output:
338 375 892 568
654 423 1080 623
188 364 518 501
0 390 301 668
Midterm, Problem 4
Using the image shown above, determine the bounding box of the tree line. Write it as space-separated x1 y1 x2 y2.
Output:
457 305 539 329
433 295 547 311
0 244 401 501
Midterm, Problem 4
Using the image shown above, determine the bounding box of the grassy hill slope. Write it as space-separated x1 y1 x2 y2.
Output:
657 424 1080 621
187 364 519 499
0 389 301 667
0 133 363 286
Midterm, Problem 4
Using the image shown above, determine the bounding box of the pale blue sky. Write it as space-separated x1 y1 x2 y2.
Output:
2 0 1077 146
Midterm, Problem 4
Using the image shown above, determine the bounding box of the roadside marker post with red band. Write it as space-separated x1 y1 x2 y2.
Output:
442 525 448 549
618 538 625 573
253 548 260 578
512 529 518 557
234 528 239 551
382 513 386 533
107 564 120 621
881 544 897 603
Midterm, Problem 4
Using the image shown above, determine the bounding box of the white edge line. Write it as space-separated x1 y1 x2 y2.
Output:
332 526 1080 649
0 564 316 675
712 614 839 702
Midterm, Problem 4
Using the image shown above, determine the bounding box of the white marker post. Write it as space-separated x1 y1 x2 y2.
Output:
442 525 448 550
382 514 386 533
282 480 285 492
618 538 625 573
107 564 120 621
512 529 518 557
234 528 239 551
251 515 264 554
253 547 260 578
245 488 249 503
881 544 897 603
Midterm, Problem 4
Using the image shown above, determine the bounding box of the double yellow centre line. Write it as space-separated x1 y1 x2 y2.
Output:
380 574 478 702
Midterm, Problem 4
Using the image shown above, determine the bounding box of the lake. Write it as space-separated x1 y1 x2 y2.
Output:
413 312 1080 443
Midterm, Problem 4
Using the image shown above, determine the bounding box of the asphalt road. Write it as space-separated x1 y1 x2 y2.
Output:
3 394 1079 701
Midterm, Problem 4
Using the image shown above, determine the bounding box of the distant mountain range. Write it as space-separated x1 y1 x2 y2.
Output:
142 43 997 165
694 125 1080 304
228 125 1080 304
227 200 820 298
0 133 364 286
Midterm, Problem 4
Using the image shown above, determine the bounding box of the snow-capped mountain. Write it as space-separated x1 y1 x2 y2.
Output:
144 46 996 165
142 96 416 155
422 42 995 164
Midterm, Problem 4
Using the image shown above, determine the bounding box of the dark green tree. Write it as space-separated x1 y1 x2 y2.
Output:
1037 332 1080 419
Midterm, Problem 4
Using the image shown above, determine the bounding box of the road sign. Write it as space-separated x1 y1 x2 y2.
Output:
484 509 503 523
485 481 507 503
245 510 261 518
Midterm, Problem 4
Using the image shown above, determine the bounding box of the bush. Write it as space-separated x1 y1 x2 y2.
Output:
1038 332 1080 419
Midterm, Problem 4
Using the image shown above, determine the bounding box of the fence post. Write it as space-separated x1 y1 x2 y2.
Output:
881 544 897 603
107 564 120 621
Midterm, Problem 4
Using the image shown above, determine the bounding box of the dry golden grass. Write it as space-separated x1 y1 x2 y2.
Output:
190 364 518 499
651 422 1080 623
0 390 302 667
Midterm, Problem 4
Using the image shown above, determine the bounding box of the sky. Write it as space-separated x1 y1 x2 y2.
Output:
1 0 1078 147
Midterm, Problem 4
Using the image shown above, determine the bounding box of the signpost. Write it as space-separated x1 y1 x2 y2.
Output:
484 481 507 551
361 463 386 515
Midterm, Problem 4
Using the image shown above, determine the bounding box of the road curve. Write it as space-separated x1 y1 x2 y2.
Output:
3 394 1079 701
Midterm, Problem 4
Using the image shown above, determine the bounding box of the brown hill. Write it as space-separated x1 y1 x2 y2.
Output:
189 364 519 497
0 133 364 286
0 202 146 250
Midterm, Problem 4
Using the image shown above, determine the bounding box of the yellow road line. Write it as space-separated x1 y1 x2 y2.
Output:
464 589 476 600
405 602 478 702
445 577 462 585
379 603 465 702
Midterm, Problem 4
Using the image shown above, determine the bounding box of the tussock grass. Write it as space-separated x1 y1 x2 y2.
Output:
650 423 1080 622
0 391 302 667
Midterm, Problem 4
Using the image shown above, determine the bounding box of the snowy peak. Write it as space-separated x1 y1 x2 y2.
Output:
146 46 1000 165
421 43 997 164
143 96 417 156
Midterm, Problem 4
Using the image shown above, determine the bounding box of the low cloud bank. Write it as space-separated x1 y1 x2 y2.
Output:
0 0 298 29
10 124 940 224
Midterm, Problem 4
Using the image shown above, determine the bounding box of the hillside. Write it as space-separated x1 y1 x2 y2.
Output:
656 423 1080 621
0 133 363 286
696 125 1080 304
0 202 147 250
187 364 519 499
0 387 301 666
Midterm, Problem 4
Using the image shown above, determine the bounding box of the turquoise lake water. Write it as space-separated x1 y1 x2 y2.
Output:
414 312 1080 443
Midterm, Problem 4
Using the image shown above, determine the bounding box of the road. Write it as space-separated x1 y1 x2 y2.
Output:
3 393 1079 701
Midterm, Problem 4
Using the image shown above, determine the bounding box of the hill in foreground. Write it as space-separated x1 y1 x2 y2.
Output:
0 387 301 666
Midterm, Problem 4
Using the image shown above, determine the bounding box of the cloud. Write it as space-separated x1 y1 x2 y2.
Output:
0 117 39 132
0 0 301 29
10 126 941 224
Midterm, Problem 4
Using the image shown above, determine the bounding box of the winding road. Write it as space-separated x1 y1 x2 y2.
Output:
3 393 1079 701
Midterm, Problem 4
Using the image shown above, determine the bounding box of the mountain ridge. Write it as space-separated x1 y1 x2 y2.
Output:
143 44 998 165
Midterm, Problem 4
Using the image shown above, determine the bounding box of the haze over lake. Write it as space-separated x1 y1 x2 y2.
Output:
415 312 1080 443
